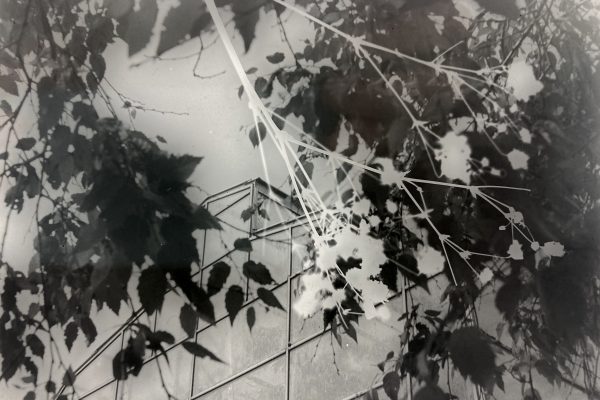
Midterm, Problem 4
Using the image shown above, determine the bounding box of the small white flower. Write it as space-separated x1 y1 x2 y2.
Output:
508 240 524 260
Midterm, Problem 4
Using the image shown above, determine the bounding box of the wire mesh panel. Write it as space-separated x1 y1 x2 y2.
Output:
68 179 484 400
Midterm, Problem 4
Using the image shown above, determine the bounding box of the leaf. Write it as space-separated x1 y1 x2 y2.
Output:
0 152 7 160
138 267 167 314
181 341 223 362
38 77 66 135
249 122 267 147
448 327 497 389
15 138 36 151
25 334 44 358
243 260 275 285
89 53 106 82
382 371 400 400
266 52 285 64
241 205 254 222
246 306 256 331
62 367 75 387
257 287 285 311
225 285 245 324
157 0 209 55
156 135 167 143
207 262 231 296
180 303 198 338
64 321 78 351
45 381 56 393
23 391 35 400
192 206 222 230
117 0 159 55
414 384 447 400
232 1 260 52
0 74 18 96
0 99 12 116
80 316 97 345
233 237 253 252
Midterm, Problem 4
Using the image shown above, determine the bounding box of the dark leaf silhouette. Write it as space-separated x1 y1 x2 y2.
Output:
256 288 285 311
474 0 521 19
382 371 400 400
25 335 44 358
243 260 275 285
414 384 447 400
180 303 198 338
80 317 97 345
138 267 167 315
246 306 256 332
116 0 159 55
192 206 222 230
249 122 267 147
15 138 36 151
64 322 78 351
448 327 497 390
225 285 245 324
207 262 231 296
182 341 223 363
266 52 285 64
233 238 253 252
157 0 210 55
0 74 18 96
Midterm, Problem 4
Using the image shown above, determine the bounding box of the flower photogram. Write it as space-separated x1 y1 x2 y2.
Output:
0 0 598 400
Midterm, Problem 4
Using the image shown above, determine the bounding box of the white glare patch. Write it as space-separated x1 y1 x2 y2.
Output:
507 149 529 170
416 245 445 276
519 127 532 144
506 61 543 101
435 131 472 183
478 267 494 285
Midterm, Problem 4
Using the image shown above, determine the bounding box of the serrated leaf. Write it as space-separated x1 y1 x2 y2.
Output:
15 138 36 151
266 52 285 64
448 327 497 389
243 260 275 285
257 288 285 310
80 316 97 345
25 334 44 358
117 0 158 55
246 306 256 331
157 0 209 55
182 341 222 362
180 303 198 338
192 206 222 230
233 237 253 252
138 267 167 314
241 205 254 222
207 261 231 296
225 285 244 324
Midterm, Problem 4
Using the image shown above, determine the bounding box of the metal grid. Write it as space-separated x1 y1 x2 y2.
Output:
66 179 473 400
